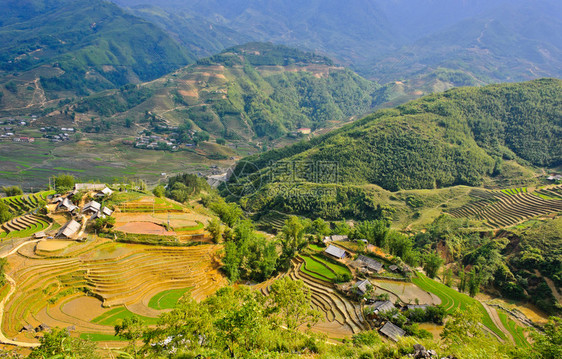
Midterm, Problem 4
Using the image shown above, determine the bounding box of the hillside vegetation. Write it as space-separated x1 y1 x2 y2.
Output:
0 0 194 102
66 43 380 140
224 79 561 217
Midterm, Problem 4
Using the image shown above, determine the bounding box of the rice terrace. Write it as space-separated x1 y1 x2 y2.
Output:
0 178 555 354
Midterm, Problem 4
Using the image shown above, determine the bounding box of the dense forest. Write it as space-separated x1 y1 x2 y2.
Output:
223 78 561 216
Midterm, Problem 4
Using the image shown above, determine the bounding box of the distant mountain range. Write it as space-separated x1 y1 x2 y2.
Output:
115 0 562 85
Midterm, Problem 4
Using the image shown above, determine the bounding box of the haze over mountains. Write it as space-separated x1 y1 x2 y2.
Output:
115 0 562 83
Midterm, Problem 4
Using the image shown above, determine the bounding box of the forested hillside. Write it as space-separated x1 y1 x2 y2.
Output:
0 0 194 102
223 79 561 216
66 43 381 140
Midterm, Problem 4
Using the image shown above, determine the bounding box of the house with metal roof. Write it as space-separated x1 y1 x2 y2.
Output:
356 255 383 273
367 300 396 316
379 321 405 342
75 183 106 191
355 279 372 297
82 201 101 215
324 244 346 259
92 206 113 220
56 198 78 212
57 220 81 239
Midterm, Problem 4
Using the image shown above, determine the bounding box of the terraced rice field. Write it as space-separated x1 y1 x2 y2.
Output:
148 288 191 310
256 211 291 232
0 214 50 239
412 273 505 340
299 255 351 282
0 190 54 213
448 186 562 228
497 310 530 347
259 257 368 338
2 239 227 342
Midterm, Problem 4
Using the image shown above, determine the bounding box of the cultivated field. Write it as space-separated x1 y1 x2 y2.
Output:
2 237 227 344
448 186 562 228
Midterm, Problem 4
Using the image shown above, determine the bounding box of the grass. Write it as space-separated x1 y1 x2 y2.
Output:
311 255 351 276
148 288 191 310
309 244 325 252
300 255 336 281
174 221 204 232
412 272 505 340
91 307 159 326
80 333 126 342
497 310 530 348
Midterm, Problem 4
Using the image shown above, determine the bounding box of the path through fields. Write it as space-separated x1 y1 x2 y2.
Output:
482 303 514 345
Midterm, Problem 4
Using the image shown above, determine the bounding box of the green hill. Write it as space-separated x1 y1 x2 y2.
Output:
222 78 561 218
0 0 194 106
64 43 380 140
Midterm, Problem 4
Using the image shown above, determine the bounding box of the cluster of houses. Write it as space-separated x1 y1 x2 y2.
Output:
134 134 179 150
51 183 114 239
320 241 420 342
546 174 562 182
0 118 32 140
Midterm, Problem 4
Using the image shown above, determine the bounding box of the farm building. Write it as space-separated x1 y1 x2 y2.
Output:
92 207 113 220
354 279 372 297
355 255 383 273
34 231 46 239
94 187 113 198
75 183 106 191
324 244 347 259
82 201 101 215
56 198 78 212
57 220 81 239
407 304 429 311
323 234 348 244
388 265 399 272
367 300 396 317
379 321 405 342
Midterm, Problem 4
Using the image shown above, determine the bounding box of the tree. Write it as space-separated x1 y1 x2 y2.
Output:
311 218 331 238
468 267 481 297
441 303 483 346
531 316 562 359
29 328 99 359
423 252 444 279
2 186 23 197
268 278 320 331
0 200 13 223
152 185 165 198
0 258 7 287
211 200 243 228
458 266 467 293
54 174 75 193
92 216 115 233
206 218 223 243
115 316 144 357
280 216 306 261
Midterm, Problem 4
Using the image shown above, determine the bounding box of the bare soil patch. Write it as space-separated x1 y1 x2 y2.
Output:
61 296 108 322
36 240 72 252
115 222 176 236
373 279 442 305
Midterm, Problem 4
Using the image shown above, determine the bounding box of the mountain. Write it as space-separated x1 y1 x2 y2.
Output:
115 0 398 64
362 0 562 83
122 4 253 59
113 0 562 88
222 78 561 218
0 0 194 108
65 43 381 140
